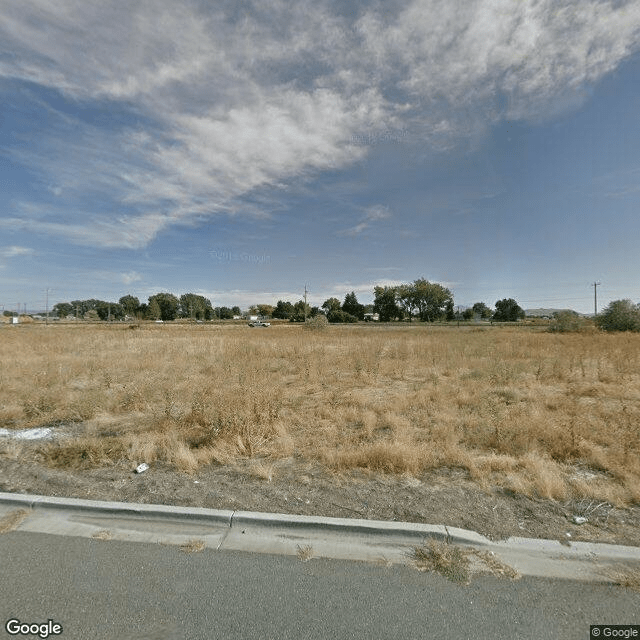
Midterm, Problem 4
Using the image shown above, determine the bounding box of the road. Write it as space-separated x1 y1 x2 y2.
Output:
0 531 638 640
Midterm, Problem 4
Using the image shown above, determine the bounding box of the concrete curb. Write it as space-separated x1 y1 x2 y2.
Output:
2 491 640 581
0 491 233 525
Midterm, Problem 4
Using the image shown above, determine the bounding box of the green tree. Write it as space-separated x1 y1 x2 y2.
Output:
396 284 416 322
412 279 453 322
322 298 342 314
342 291 364 320
217 307 234 320
327 310 358 323
472 302 493 319
290 300 311 322
493 298 525 322
52 302 73 318
148 293 179 321
119 295 140 317
257 304 274 318
462 308 474 321
273 300 294 319
180 293 213 320
373 286 402 322
71 299 101 318
232 306 242 316
596 300 640 332
95 301 124 321
147 299 161 320
445 299 455 321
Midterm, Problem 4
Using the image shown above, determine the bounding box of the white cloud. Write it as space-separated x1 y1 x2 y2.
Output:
338 204 392 236
121 271 142 285
1 0 640 248
0 246 35 259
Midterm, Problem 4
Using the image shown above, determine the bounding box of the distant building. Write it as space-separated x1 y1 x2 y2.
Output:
364 313 379 322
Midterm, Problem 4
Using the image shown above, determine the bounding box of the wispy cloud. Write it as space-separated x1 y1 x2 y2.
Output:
338 204 392 236
1 1 639 248
0 246 35 259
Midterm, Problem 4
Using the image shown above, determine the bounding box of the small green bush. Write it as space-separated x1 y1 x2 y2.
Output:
596 300 640 332
548 311 591 333
304 315 329 331
327 310 358 323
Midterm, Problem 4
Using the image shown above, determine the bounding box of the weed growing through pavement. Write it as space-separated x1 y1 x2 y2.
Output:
412 540 519 584
180 539 206 553
296 544 314 562
91 529 113 540
412 539 471 584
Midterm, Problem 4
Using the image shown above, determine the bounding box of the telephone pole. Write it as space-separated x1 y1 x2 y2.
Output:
304 284 308 322
592 282 600 316
45 288 50 325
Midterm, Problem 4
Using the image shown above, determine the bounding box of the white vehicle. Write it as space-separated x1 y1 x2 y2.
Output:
248 320 270 327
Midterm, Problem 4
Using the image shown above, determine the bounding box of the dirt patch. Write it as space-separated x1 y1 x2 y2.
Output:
1 457 639 546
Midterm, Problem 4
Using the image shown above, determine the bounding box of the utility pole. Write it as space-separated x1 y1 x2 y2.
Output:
592 282 600 316
45 288 50 325
304 284 308 322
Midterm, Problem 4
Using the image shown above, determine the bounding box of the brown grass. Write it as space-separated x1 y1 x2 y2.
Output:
0 508 30 533
180 538 206 553
412 540 519 584
412 539 472 584
602 563 640 592
91 529 113 540
1 323 640 504
296 544 314 562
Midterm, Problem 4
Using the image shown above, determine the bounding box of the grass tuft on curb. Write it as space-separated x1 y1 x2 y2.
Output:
180 538 206 553
412 539 472 584
0 508 30 534
296 544 314 562
602 564 640 592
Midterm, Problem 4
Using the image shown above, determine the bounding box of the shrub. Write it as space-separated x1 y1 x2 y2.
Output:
596 300 640 332
304 315 329 331
548 311 590 333
327 310 358 323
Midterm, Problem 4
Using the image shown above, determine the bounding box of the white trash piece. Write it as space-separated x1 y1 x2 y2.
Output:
572 516 588 525
135 463 149 474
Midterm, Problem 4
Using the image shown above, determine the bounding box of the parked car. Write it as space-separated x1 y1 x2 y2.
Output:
248 320 270 327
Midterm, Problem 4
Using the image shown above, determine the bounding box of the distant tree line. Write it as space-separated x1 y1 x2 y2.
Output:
48 283 533 324
53 294 220 322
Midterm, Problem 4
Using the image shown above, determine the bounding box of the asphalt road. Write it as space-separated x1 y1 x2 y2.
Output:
0 531 638 640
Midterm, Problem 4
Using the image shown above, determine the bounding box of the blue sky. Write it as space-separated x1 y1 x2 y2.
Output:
1 0 640 314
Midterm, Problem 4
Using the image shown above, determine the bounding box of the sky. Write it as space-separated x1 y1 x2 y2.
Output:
1 0 640 315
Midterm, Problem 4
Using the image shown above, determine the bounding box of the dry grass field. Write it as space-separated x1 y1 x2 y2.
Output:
1 322 639 507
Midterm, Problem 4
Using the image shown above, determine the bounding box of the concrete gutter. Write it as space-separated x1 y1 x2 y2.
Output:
1 492 639 582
